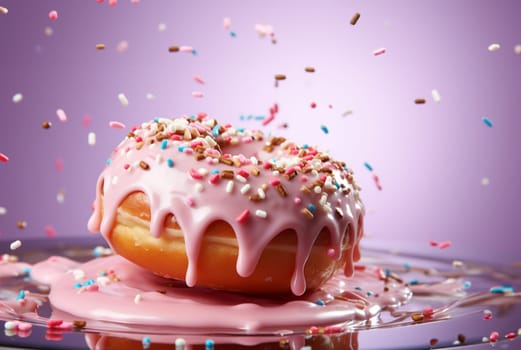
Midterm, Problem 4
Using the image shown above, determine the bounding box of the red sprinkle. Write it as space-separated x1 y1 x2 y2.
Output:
209 173 220 184
438 241 452 249
489 331 499 342
422 307 434 317
47 319 64 328
48 10 58 21
189 168 203 180
483 313 493 320
44 225 57 238
237 169 250 178
236 209 250 223
505 332 516 339
0 152 9 163
310 102 317 109
429 240 438 247
372 173 382 190
270 178 281 186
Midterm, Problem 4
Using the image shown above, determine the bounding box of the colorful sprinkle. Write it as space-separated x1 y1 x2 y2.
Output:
305 66 315 73
236 209 250 223
489 331 499 342
109 121 126 129
175 338 186 350
320 125 329 134
490 285 514 293
0 152 9 163
350 12 361 25
95 43 106 50
0 6 8 14
44 225 57 238
372 47 386 56
193 75 205 84
372 173 382 190
12 93 23 103
48 10 58 21
482 117 493 127
274 74 287 81
56 108 67 122
142 336 151 349
414 98 426 104
192 91 204 98
364 162 373 171
437 240 451 249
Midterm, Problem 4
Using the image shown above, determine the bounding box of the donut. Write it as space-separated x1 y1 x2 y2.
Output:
88 116 364 295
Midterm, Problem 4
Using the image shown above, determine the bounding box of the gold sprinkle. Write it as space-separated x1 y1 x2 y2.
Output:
301 208 314 219
430 338 438 346
414 98 426 104
274 74 287 81
221 169 235 179
249 166 260 176
168 45 180 52
249 194 262 202
95 43 106 50
139 161 150 170
219 157 234 166
73 320 87 329
411 313 424 322
194 154 205 161
276 183 288 197
42 121 52 129
0 6 8 15
305 66 315 73
350 12 361 25
17 220 27 229
457 334 466 344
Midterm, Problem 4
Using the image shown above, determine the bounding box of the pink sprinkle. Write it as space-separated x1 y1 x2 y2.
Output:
505 332 516 339
192 91 204 98
123 163 130 170
0 152 9 163
109 121 126 129
372 173 382 190
17 322 32 332
193 75 205 84
96 0 104 3
56 108 67 122
223 17 232 30
438 241 452 249
324 325 342 334
262 114 275 126
180 46 193 52
270 178 281 186
44 225 57 238
236 209 250 223
489 331 499 342
189 168 203 180
372 47 386 56
55 158 64 172
237 169 249 178
300 175 308 183
85 284 99 292
209 173 220 184
186 198 195 207
422 307 434 317
483 313 493 320
310 102 317 109
327 248 336 257
48 10 58 21
82 115 92 128
47 319 64 328
294 197 302 205
108 0 117 6
429 240 438 247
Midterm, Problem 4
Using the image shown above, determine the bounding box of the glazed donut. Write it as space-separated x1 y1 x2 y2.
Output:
88 116 364 295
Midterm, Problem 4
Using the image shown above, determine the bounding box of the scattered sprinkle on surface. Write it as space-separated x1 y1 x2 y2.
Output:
109 121 126 129
0 207 6 215
88 132 96 146
481 177 490 186
431 89 441 102
95 43 106 50
305 66 315 73
515 44 521 55
42 121 52 129
274 74 286 81
414 98 426 104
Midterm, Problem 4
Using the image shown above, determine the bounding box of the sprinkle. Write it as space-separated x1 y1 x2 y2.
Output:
166 158 174 168
372 173 382 190
364 162 373 171
490 285 514 293
0 207 6 215
341 110 353 117
305 66 315 73
489 331 499 342
139 161 150 170
189 168 204 180
257 187 266 199
240 184 251 194
515 44 521 55
88 132 96 146
108 0 117 5
205 339 214 350
301 207 314 219
320 124 328 134
310 102 317 109
0 6 8 14
429 339 439 347
179 46 193 53
175 338 186 350
276 183 288 197
48 10 58 21
44 225 57 238
142 336 151 349
42 120 52 129
438 240 451 249
274 74 287 81
350 12 361 25
109 121 125 129
452 260 464 268
505 332 516 339
488 43 500 52
226 180 234 193
481 177 490 186
192 91 204 98
414 98 426 104
17 220 27 229
56 108 67 122
46 319 63 328
12 93 23 103
193 75 205 84
10 240 22 250
431 89 441 102
482 117 493 127
73 320 87 329
255 209 267 218
118 93 129 106
95 43 106 50
4 321 19 330
0 152 9 163
294 197 301 204
116 40 128 52
372 47 386 56
235 174 247 183
236 209 250 223
134 294 142 304
223 17 232 29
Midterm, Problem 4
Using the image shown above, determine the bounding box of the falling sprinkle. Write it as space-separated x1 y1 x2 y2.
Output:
364 162 373 171
372 47 386 56
95 44 106 50
487 43 500 52
175 338 186 350
481 177 490 186
192 91 204 98
223 17 231 30
44 225 57 238
341 110 353 117
490 285 514 293
414 98 426 104
274 74 286 81
168 45 180 52
116 40 129 53
43 26 54 36
0 152 9 163
17 220 27 229
118 93 129 106
10 240 22 251
109 121 126 129
56 108 67 122
438 241 452 249
82 115 92 128
255 24 274 37
158 23 167 32
0 6 8 14
514 44 521 55
431 89 441 102
57 189 65 203
350 12 361 25
42 120 52 129
482 117 493 128
108 0 117 6
179 46 193 53
48 10 58 21
0 207 6 215
320 124 329 134
142 336 151 349
88 132 96 146
193 75 205 84
372 173 382 190
205 339 214 350
12 93 23 103
305 66 315 73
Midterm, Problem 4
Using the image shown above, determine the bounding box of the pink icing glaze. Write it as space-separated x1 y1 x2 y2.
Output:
44 255 410 333
87 117 365 296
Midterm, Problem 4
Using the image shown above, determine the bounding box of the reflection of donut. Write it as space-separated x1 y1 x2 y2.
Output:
84 332 359 350
88 116 364 295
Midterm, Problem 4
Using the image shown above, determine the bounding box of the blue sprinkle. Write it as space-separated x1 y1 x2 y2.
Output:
490 285 514 294
403 262 411 270
384 268 391 277
167 158 174 168
320 125 329 134
482 117 494 127
22 267 31 276
364 162 373 171
302 144 309 149
255 115 265 120
409 279 419 285
354 286 362 291
366 291 373 297
463 281 472 289
308 204 316 213
74 282 82 289
142 336 151 349
178 145 187 152
205 339 214 350
211 168 219 174
191 49 197 55
315 299 325 306
212 125 220 137
230 31 237 38
16 290 25 300
161 139 168 150
106 158 112 165
100 271 107 276
239 115 245 121
153 117 159 123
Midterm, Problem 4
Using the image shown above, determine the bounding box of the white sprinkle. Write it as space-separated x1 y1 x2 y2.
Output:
43 26 53 36
179 46 193 52
235 174 247 183
452 260 464 268
175 338 186 350
0 6 8 15
56 108 67 122
134 294 142 304
255 209 267 218
111 176 119 185
116 40 128 53
223 17 232 29
118 93 129 106
12 93 23 103
72 269 85 280
226 180 234 193
0 207 6 215
88 132 96 146
155 154 162 164
481 177 490 186
514 44 521 55
240 184 251 194
146 93 156 101
10 240 22 251
197 168 208 176
313 186 322 194
257 188 266 199
341 110 353 117
158 23 167 32
195 183 204 192
488 43 500 52
4 321 18 330
56 190 65 203
97 276 110 286
250 156 258 165
372 47 386 56
431 89 441 102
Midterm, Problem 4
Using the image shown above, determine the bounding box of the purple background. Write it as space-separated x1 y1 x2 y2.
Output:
1 0 520 264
